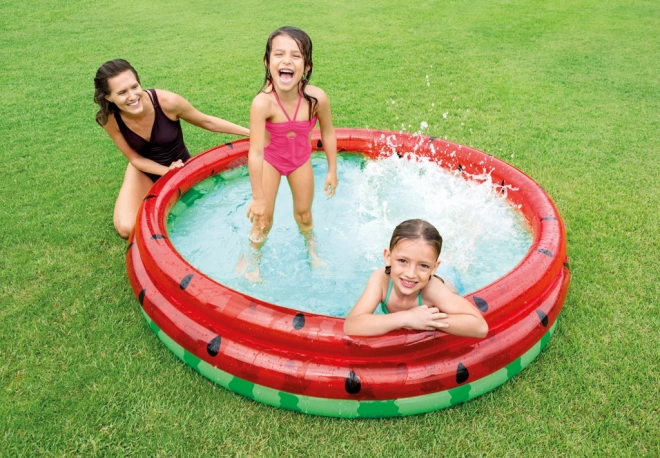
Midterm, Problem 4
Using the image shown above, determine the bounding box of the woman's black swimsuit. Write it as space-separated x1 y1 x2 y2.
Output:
114 89 190 182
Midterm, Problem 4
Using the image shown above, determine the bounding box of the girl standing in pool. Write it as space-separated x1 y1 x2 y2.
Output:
244 26 337 273
94 59 249 238
344 219 489 337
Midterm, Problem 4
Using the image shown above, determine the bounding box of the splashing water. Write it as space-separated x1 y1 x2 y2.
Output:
167 153 532 317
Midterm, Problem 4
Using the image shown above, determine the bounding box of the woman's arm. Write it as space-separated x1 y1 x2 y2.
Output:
158 90 250 137
309 86 337 197
425 278 489 338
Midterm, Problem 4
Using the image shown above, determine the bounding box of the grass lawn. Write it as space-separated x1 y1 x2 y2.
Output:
1 0 658 456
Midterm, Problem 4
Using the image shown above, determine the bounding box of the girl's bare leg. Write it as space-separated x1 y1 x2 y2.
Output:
287 159 324 266
238 161 282 281
113 163 154 239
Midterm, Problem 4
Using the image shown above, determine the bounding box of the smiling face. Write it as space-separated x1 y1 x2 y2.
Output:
267 34 310 92
105 70 145 116
384 239 441 295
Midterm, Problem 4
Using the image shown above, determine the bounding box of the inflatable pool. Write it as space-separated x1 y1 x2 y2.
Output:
126 129 570 418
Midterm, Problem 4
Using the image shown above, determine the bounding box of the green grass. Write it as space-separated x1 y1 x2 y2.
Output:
1 0 658 455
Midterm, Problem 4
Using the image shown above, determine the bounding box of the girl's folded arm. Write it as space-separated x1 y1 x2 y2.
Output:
429 282 489 338
344 271 407 336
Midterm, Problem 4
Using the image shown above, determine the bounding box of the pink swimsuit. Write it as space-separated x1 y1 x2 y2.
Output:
264 91 318 176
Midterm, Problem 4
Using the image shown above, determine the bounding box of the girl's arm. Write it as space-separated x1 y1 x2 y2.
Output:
158 90 250 137
425 278 489 338
309 86 337 197
246 94 270 220
344 270 449 336
103 117 181 176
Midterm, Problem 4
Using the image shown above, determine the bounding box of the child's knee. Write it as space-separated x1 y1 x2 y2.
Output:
255 215 274 232
294 210 313 228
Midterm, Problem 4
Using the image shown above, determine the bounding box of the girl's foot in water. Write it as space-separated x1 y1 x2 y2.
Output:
235 251 263 283
245 268 262 283
302 229 325 268
309 249 326 268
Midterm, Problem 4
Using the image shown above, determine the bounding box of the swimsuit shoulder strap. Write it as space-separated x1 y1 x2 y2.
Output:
146 89 157 107
292 92 303 120
272 90 302 122
379 278 394 314
383 278 394 305
379 279 423 312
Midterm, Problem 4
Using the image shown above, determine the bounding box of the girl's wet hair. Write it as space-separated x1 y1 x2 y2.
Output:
93 59 140 126
260 26 318 121
389 219 443 259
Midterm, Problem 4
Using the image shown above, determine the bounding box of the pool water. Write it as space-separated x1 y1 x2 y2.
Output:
167 153 532 317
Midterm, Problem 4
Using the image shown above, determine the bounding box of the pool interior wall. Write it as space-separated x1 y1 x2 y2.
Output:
168 152 532 317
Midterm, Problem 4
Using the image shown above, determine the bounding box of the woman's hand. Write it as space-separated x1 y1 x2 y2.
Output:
168 159 184 170
324 171 338 197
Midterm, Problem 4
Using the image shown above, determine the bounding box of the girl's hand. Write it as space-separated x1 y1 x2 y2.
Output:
405 305 449 331
168 160 184 170
247 198 266 223
324 171 338 197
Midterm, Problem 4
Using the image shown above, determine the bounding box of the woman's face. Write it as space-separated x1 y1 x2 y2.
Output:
105 70 145 116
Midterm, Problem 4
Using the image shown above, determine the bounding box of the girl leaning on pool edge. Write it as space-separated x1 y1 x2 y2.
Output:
94 59 249 238
344 219 489 337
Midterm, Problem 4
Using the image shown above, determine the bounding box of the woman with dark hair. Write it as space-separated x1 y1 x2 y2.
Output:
94 59 249 238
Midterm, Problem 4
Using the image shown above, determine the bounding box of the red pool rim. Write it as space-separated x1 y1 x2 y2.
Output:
126 128 570 417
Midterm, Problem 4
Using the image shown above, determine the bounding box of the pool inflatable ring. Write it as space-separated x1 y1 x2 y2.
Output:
126 129 569 418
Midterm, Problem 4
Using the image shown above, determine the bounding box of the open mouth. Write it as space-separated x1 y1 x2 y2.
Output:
400 279 418 289
279 69 294 84
127 99 140 107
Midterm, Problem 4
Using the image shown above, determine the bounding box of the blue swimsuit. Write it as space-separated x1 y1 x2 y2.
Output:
379 279 423 314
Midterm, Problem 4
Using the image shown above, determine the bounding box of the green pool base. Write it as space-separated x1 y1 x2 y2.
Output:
141 308 558 418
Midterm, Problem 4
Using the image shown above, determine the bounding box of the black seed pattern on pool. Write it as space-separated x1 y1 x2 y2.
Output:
536 310 549 327
456 363 469 384
180 274 193 290
345 370 361 394
293 313 305 330
207 336 221 356
472 296 489 313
